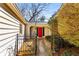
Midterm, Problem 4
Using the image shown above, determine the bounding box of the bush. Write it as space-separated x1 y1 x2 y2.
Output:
62 49 73 56
45 35 52 42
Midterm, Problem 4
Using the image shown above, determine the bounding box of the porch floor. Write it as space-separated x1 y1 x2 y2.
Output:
17 38 50 56
17 40 34 56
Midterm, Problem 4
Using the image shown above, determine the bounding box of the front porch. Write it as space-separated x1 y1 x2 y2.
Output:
26 22 51 39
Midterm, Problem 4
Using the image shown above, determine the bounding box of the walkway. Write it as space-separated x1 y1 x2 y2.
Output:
38 39 48 56
17 38 49 56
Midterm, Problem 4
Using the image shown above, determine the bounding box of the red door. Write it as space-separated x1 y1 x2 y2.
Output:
38 27 42 37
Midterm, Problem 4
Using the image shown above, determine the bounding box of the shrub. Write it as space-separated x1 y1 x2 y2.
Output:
45 35 52 42
62 49 73 56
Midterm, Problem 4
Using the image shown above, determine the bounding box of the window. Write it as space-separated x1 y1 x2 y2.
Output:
20 24 22 34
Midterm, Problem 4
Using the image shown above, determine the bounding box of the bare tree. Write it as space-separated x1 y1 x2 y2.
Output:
18 3 49 21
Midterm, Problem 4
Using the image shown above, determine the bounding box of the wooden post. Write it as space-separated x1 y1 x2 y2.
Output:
35 27 37 56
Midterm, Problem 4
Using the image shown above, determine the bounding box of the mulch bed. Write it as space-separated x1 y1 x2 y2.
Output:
52 47 79 56
43 38 79 56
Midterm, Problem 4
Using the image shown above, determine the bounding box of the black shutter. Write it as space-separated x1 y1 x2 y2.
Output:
43 27 44 36
37 27 38 36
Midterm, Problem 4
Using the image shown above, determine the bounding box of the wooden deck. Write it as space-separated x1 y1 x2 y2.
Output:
17 40 35 56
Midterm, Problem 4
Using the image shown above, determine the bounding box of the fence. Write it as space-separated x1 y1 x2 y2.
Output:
0 33 38 56
15 34 37 56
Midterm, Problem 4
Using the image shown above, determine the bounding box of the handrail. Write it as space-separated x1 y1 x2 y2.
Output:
15 34 36 56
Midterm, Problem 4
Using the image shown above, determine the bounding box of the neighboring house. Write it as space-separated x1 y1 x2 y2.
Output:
0 3 27 56
26 21 51 39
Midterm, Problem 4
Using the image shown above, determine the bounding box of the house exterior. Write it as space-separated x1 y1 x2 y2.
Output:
0 3 51 56
26 21 51 39
0 3 27 56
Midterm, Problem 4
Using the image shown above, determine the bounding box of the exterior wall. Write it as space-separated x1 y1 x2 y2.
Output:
18 22 25 52
19 22 25 36
30 27 36 38
44 27 51 36
0 6 25 56
26 24 30 37
26 22 51 38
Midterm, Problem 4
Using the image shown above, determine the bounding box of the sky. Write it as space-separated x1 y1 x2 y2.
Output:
42 3 62 21
17 3 62 22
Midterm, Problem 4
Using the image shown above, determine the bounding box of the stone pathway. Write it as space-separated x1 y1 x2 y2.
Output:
38 40 48 56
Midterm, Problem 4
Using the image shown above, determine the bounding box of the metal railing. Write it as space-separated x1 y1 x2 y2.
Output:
15 34 37 56
0 33 38 56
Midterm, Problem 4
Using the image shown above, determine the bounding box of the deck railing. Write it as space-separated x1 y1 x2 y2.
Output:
15 34 37 56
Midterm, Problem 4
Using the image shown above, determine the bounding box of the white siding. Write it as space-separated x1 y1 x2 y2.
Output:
0 7 24 56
